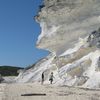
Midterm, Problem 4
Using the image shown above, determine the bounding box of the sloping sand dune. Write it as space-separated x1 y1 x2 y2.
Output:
0 83 99 100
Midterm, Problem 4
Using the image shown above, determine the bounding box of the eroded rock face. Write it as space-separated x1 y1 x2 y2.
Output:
36 0 100 55
16 0 100 89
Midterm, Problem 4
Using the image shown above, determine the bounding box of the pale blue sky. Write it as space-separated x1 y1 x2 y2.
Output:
0 0 49 67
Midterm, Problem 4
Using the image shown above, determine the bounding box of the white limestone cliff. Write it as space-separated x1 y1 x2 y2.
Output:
16 0 100 89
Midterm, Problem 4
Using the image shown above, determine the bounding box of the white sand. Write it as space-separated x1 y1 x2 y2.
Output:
0 84 6 100
0 83 100 100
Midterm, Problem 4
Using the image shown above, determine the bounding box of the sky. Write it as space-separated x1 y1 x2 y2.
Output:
0 0 49 68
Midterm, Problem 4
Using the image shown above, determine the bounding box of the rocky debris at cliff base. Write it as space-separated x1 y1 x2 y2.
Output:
2 76 16 83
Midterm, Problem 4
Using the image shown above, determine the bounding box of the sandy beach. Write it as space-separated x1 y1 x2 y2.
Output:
0 84 6 100
0 83 100 100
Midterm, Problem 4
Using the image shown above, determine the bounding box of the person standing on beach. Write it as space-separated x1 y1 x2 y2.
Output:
41 72 44 85
49 72 54 84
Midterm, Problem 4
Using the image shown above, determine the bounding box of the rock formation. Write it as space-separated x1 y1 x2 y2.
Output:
16 0 100 89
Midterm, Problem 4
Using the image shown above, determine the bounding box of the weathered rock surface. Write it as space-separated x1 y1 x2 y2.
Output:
16 0 100 89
